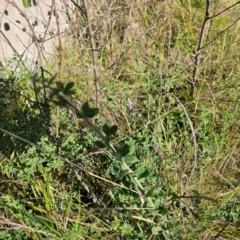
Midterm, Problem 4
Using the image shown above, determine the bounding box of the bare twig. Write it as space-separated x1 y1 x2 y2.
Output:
208 1 240 19
201 16 240 50
82 0 101 107
106 1 169 71
37 0 55 64
192 0 212 86
0 29 28 70
192 1 240 86
213 223 230 239
172 195 218 203
11 2 43 68
10 1 72 70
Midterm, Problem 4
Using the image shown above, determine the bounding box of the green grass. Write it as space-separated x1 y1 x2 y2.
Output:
0 0 240 239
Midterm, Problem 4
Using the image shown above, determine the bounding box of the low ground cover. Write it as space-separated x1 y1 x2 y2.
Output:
0 0 239 239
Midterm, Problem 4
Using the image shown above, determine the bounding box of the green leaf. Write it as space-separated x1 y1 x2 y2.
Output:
81 102 98 118
146 188 161 198
135 165 150 179
118 144 130 157
128 144 135 155
117 143 135 158
103 124 118 136
22 0 31 8
159 205 168 215
152 226 162 235
107 102 115 109
135 165 145 176
138 169 150 179
95 140 105 148
10 151 15 160
124 155 138 164
120 162 129 171
172 226 182 236
63 82 75 95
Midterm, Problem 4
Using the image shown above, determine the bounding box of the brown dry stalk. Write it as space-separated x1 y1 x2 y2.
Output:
209 1 240 19
82 0 100 107
192 1 240 86
192 0 212 86
0 216 59 238
38 0 55 64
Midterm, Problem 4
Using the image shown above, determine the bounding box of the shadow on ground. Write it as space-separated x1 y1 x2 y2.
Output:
0 72 51 157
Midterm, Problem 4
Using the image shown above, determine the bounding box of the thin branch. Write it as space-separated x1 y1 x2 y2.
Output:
70 0 86 16
201 16 240 50
106 4 167 71
0 127 138 194
208 1 240 19
0 30 28 70
11 2 43 68
172 195 218 203
192 0 211 86
36 0 55 65
82 0 100 107
192 1 240 86
213 223 230 239
61 99 154 206
172 95 197 194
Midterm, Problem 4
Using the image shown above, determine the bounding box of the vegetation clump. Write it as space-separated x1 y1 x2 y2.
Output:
0 0 240 239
